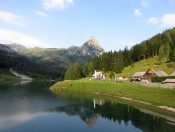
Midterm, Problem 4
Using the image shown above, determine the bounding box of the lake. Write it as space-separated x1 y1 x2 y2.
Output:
0 81 175 132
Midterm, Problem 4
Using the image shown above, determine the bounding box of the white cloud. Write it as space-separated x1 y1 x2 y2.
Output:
147 14 175 28
35 10 48 17
161 14 175 28
0 28 53 48
42 0 74 10
134 9 142 17
147 17 159 24
0 11 26 26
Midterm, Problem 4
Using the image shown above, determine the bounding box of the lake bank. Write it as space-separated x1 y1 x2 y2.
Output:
50 79 175 117
0 68 20 82
0 68 55 84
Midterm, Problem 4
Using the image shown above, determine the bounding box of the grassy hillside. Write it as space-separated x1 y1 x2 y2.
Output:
117 56 175 77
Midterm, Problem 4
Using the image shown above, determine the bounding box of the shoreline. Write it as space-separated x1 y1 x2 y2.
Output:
50 79 175 116
92 92 175 113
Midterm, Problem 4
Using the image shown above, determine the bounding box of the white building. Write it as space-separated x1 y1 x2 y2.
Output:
92 70 105 80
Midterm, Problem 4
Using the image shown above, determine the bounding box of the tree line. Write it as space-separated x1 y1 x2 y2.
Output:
64 28 175 80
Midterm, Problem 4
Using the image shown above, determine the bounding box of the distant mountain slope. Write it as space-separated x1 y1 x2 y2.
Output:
1 37 104 79
0 44 14 53
5 44 27 52
0 45 67 79
0 44 41 75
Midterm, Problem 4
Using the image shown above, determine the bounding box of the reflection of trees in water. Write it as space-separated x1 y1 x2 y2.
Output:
54 103 99 128
86 101 175 132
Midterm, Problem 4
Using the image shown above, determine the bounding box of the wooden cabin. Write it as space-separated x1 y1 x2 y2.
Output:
143 69 168 78
131 69 168 82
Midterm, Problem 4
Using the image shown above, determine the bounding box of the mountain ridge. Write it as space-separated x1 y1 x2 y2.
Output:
5 37 105 64
5 37 104 55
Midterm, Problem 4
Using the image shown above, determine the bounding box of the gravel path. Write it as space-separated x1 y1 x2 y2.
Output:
10 69 33 81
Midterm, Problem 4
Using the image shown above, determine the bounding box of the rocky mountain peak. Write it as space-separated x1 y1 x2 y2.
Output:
81 37 105 56
83 37 103 50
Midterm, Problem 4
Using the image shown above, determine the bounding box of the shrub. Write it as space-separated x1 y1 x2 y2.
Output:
151 76 175 82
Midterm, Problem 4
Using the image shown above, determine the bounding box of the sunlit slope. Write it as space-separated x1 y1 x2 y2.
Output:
118 56 175 77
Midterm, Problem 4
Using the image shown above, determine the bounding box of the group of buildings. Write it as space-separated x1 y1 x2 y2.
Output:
91 69 175 86
131 69 175 84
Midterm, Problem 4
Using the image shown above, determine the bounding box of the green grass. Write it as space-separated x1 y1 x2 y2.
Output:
0 68 20 82
50 79 175 108
118 56 175 77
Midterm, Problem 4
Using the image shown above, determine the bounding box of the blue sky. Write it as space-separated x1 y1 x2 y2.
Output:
0 0 175 51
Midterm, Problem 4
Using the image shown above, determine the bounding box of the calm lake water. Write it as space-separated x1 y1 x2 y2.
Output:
0 81 175 132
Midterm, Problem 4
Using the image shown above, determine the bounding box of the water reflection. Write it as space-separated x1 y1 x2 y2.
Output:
0 112 47 129
93 99 105 109
15 80 33 85
0 82 74 130
53 103 100 128
0 82 175 132
51 99 175 131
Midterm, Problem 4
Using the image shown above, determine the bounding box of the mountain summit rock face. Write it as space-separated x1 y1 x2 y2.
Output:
81 37 105 56
66 37 104 57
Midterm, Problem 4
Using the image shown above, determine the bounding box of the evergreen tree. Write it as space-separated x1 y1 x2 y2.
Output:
83 61 94 77
169 49 175 62
158 43 170 62
64 62 82 80
123 47 133 66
